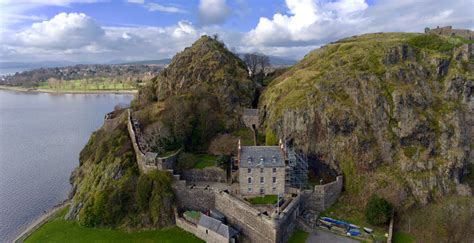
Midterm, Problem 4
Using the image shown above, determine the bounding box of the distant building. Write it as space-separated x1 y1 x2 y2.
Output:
197 214 239 243
237 140 286 195
242 108 259 129
425 26 474 40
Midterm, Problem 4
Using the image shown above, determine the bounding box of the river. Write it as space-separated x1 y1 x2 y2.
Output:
0 90 134 242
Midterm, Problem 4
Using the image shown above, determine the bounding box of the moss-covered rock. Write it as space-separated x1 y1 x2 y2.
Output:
260 32 473 210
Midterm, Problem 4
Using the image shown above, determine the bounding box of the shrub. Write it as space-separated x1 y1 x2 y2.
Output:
176 152 197 171
265 129 278 145
365 195 393 225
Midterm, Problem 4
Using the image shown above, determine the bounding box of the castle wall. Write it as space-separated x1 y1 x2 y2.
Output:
172 180 216 212
176 216 229 243
180 167 227 183
301 176 343 211
215 191 277 243
275 195 302 243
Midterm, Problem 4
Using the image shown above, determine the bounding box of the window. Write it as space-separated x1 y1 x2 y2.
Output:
247 157 252 164
272 187 276 193
260 188 265 194
248 177 252 184
272 168 277 173
248 187 252 192
272 156 277 163
272 177 276 183
260 168 264 173
206 229 208 234
248 168 252 174
260 177 264 184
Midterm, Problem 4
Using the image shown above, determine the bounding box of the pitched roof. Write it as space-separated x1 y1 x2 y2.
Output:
198 214 238 239
239 146 285 168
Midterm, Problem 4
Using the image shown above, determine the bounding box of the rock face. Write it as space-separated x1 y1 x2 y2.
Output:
138 35 255 118
260 33 473 208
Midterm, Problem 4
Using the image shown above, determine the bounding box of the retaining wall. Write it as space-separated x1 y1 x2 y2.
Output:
180 167 227 183
172 180 216 212
215 192 277 243
301 176 343 212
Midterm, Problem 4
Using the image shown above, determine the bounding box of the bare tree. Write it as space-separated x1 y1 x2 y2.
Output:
243 53 270 84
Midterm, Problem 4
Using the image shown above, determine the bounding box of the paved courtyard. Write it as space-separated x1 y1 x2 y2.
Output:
306 229 360 243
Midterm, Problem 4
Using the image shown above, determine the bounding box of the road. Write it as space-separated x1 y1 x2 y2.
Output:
306 229 360 243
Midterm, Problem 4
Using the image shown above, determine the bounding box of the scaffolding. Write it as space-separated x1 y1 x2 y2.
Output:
286 146 309 189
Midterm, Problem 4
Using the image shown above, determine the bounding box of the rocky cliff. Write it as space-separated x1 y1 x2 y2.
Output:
260 33 473 209
66 36 256 228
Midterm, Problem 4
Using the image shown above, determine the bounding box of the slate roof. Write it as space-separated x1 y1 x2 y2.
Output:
239 146 285 168
198 214 238 239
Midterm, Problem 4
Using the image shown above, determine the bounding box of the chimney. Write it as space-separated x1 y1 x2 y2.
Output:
237 139 241 167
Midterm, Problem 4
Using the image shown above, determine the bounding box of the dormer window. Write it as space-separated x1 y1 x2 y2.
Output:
260 157 264 163
247 157 252 164
272 156 277 163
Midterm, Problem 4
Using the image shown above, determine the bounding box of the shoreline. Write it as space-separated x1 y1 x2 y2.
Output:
13 200 70 243
0 85 138 94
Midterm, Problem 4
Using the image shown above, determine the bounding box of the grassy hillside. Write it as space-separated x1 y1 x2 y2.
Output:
260 33 473 241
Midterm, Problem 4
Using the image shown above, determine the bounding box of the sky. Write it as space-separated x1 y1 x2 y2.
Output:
0 0 473 63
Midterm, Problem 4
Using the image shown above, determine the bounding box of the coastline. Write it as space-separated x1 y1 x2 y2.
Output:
0 85 138 94
13 200 70 243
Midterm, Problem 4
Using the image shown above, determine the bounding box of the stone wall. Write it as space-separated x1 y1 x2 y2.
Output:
127 109 155 173
180 167 227 183
275 195 302 243
239 166 285 195
425 26 474 39
172 180 216 212
127 109 180 174
175 214 228 243
215 191 277 243
301 176 343 212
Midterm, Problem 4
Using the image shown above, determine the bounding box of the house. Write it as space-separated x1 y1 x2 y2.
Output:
197 214 239 243
237 140 286 195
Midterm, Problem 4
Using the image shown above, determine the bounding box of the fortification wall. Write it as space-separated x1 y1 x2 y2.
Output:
215 192 276 243
275 195 302 243
180 167 227 183
126 110 152 173
301 176 343 211
172 180 216 212
425 26 474 39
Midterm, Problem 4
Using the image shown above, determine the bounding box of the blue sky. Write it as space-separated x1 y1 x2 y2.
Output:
0 0 473 63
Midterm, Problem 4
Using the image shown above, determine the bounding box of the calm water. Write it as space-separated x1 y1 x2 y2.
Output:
0 90 133 242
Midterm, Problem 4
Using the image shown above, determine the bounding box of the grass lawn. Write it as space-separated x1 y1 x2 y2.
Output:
37 79 137 91
26 207 203 243
193 154 217 169
393 232 414 243
288 230 309 243
245 195 278 205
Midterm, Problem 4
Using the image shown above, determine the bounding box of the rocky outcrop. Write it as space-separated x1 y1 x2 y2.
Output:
260 33 473 209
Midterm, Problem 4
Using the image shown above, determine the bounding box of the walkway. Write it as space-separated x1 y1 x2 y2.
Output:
306 229 360 243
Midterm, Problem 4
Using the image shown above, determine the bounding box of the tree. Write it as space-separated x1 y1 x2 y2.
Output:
365 195 392 225
243 53 270 84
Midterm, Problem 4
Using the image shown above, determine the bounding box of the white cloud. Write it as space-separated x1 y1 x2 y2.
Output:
1 0 473 63
244 0 473 52
13 12 105 49
245 0 369 47
126 0 144 4
1 12 201 62
198 0 231 25
146 3 186 13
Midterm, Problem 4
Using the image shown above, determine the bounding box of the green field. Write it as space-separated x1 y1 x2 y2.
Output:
288 230 309 243
245 195 278 205
37 79 137 91
26 207 203 243
393 232 414 243
193 154 217 169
